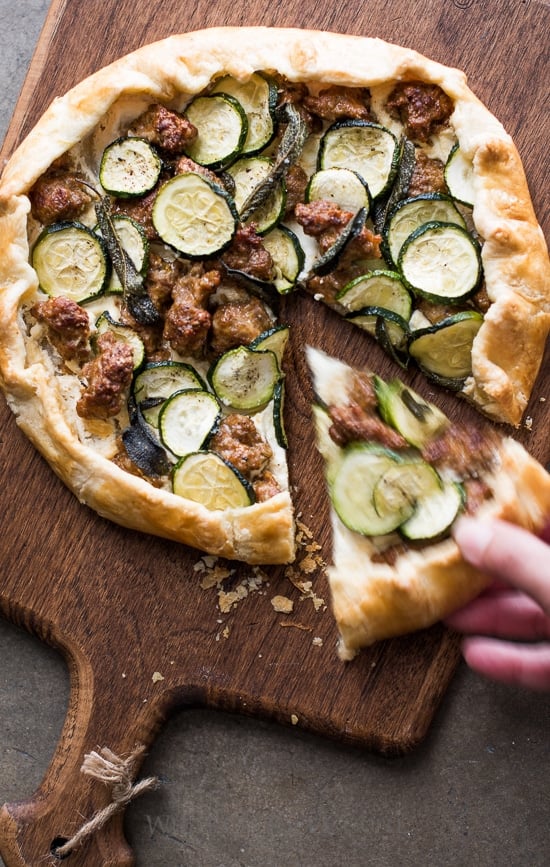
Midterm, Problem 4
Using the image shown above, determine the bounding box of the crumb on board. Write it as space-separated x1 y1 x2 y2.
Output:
291 714 299 725
280 620 312 632
271 595 294 614
195 555 269 613
193 519 327 648
312 636 323 647
152 671 165 683
283 518 327 611
524 416 533 430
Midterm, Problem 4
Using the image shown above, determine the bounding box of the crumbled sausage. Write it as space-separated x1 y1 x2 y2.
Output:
172 155 220 186
77 332 134 419
221 224 275 282
113 184 160 241
386 81 454 143
128 104 198 154
146 255 221 312
210 296 272 356
29 171 93 224
209 414 272 480
471 282 491 315
274 76 318 129
253 470 282 502
284 164 309 217
296 199 382 303
163 303 211 358
295 199 352 237
339 224 382 263
407 150 447 196
421 423 499 477
144 253 180 313
328 401 408 450
416 298 463 325
304 86 372 122
119 305 165 359
162 263 221 358
463 477 493 514
295 200 381 260
349 371 378 412
31 296 91 363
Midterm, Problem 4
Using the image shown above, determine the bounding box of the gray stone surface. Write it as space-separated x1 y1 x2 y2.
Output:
0 5 549 866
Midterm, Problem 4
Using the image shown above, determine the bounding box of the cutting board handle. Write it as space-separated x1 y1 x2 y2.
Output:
0 640 168 867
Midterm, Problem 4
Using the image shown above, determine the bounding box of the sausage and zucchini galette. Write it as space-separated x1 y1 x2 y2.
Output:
0 28 549 643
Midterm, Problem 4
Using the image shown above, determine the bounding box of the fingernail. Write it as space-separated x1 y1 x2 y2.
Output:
452 516 494 567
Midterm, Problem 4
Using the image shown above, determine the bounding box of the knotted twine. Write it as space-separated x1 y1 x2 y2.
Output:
53 745 159 858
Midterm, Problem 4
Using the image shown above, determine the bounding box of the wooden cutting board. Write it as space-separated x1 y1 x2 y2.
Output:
0 1 548 864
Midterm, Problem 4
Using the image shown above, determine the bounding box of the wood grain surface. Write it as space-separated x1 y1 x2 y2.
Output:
0 1 549 865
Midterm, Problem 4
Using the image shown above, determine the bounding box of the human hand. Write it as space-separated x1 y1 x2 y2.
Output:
446 516 550 690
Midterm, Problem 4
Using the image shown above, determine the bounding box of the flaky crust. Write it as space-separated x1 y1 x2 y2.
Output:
308 347 550 658
0 28 548 564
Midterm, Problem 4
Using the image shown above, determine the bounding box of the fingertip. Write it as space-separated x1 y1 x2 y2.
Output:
452 516 494 568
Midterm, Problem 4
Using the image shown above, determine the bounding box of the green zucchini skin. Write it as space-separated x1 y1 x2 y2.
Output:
100 137 162 198
32 221 110 303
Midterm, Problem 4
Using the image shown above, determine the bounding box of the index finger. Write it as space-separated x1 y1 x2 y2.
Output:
453 517 550 614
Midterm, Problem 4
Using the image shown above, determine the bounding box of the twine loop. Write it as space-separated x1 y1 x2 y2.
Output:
53 745 159 859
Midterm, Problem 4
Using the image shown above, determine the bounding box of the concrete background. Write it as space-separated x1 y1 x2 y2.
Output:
0 3 549 866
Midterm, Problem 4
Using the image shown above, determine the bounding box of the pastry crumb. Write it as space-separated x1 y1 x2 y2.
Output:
524 416 533 430
271 595 294 614
152 671 165 683
280 620 312 632
312 636 323 647
284 520 327 611
291 714 299 725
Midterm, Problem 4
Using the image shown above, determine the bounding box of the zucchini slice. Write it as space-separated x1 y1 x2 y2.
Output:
134 361 206 426
400 480 464 541
273 379 288 449
338 270 411 351
227 156 286 234
398 220 482 302
210 73 277 156
172 451 254 509
97 215 148 294
32 221 109 303
373 460 441 527
262 225 305 294
95 310 145 370
318 121 399 200
345 305 410 349
209 345 281 412
408 310 483 384
445 143 475 207
331 443 463 541
184 93 248 170
374 378 449 448
152 172 238 257
99 137 162 198
330 444 406 536
159 389 221 457
306 167 372 215
337 270 411 319
384 193 466 268
248 325 290 368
